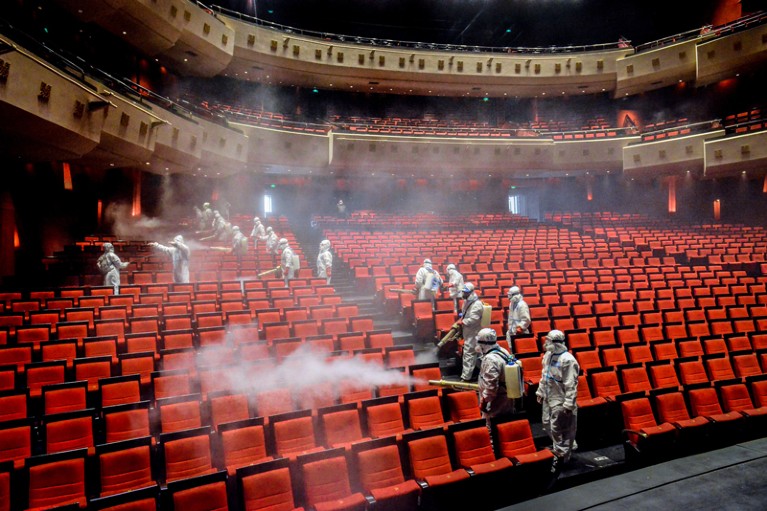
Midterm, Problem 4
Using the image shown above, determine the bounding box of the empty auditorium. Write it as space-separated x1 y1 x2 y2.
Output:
2 0 767 510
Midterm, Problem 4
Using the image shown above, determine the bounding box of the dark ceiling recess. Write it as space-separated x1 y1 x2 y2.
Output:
222 0 718 47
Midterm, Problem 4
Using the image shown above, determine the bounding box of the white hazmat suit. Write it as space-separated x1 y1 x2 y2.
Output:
507 286 531 345
279 238 295 287
445 264 464 313
536 330 579 464
250 218 265 252
97 243 129 295
149 235 190 284
459 284 485 382
317 240 333 284
414 259 442 306
477 328 515 419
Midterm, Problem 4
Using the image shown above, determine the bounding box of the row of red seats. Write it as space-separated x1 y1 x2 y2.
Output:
0 412 553 511
620 378 767 462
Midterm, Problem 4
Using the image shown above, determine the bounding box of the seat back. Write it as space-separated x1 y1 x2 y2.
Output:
167 472 229 511
300 451 355 507
406 395 446 430
620 366 652 394
208 392 250 430
103 402 152 443
654 392 692 423
42 381 88 415
271 412 317 457
157 394 203 434
365 401 406 439
719 384 756 413
97 438 154 497
451 424 497 467
678 359 710 386
688 387 725 417
0 419 32 467
355 441 408 491
27 451 87 510
620 398 658 445
320 405 365 448
237 459 297 511
496 419 538 458
446 391 481 422
590 370 622 399
648 362 681 389
44 410 95 454
218 419 271 474
161 427 215 483
407 434 453 478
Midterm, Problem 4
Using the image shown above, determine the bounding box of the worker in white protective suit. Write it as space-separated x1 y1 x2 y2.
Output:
536 329 579 474
459 282 485 382
317 239 333 284
250 217 265 253
445 263 464 314
149 235 190 284
279 238 294 287
264 226 278 255
196 202 214 231
414 259 443 308
97 243 130 295
506 286 531 349
200 211 226 241
231 226 247 264
476 328 515 420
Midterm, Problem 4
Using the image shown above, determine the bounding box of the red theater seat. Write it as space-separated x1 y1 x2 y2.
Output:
236 459 302 511
217 418 272 475
353 439 420 511
298 449 368 511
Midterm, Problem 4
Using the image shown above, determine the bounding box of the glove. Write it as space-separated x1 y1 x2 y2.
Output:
458 313 463 319
536 395 543 404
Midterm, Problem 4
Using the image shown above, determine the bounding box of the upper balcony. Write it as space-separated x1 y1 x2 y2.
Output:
48 1 767 99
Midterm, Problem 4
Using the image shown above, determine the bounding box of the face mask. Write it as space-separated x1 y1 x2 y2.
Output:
475 344 484 355
511 294 521 304
544 341 556 352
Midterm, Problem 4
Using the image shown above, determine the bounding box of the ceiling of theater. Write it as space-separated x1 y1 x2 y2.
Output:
218 0 717 47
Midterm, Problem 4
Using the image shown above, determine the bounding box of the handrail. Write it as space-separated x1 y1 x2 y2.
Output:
725 119 767 136
642 119 721 136
634 10 767 53
209 4 627 55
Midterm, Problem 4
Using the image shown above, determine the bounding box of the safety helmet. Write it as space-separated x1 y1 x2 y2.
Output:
203 202 211 208
171 235 184 245
213 211 221 217
278 238 288 246
462 283 475 294
232 226 240 232
102 242 113 252
423 259 432 265
546 330 566 343
266 226 273 233
446 263 456 273
477 328 498 345
254 216 260 223
320 239 331 249
508 285 521 297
